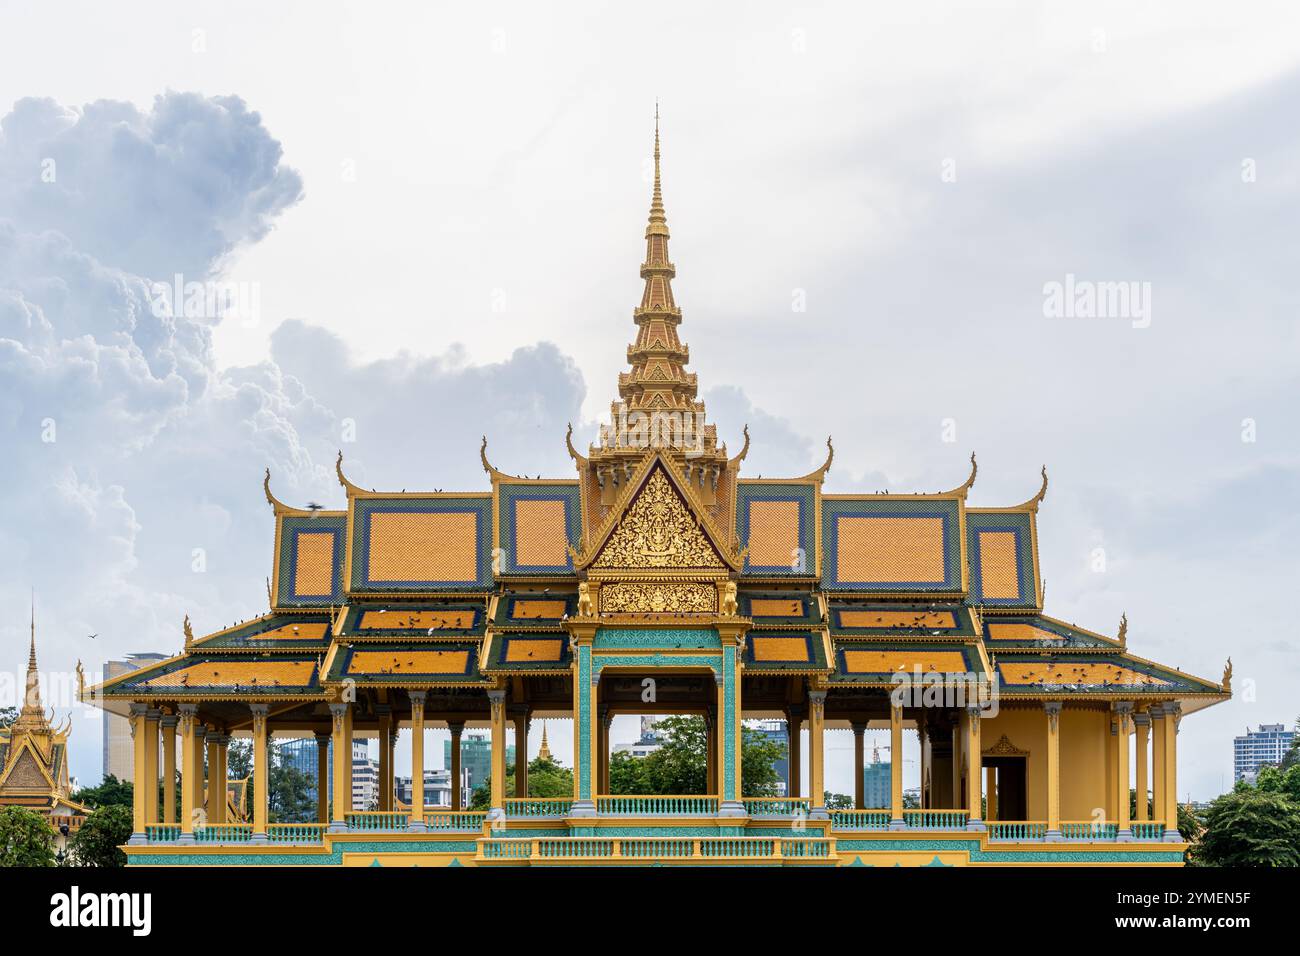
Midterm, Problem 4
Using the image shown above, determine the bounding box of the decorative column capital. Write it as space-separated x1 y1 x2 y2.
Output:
851 720 868 735
129 701 149 718
160 714 179 730
486 689 506 704
965 705 983 722
1132 711 1151 728
447 720 465 736
1044 700 1061 731
409 689 428 705
314 729 332 742
177 702 199 717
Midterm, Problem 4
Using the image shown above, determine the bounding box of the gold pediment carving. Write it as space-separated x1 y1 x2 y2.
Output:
600 582 716 614
590 467 725 571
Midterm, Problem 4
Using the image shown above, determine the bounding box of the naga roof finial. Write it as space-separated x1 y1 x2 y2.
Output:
944 452 978 497
183 614 195 650
1015 465 1049 512
1222 657 1233 693
335 450 365 495
480 436 522 482
1117 612 1128 649
565 423 587 465
799 436 834 483
729 425 750 467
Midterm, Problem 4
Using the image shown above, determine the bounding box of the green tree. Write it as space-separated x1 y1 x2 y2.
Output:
469 756 575 810
606 716 787 797
1193 789 1300 867
0 806 57 867
72 774 133 810
69 805 132 867
823 792 853 810
0 706 17 729
226 739 318 822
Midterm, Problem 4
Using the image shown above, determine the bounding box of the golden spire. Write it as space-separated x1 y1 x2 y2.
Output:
538 724 552 762
18 590 47 726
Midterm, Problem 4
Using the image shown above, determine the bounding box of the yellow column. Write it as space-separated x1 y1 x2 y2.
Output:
142 708 160 826
1044 702 1062 840
376 705 392 812
315 731 330 824
1151 705 1167 830
487 690 507 822
951 720 964 809
192 723 208 827
808 690 827 817
965 706 984 830
1105 716 1117 818
785 706 802 799
1115 703 1133 840
128 704 149 843
1134 711 1151 822
852 721 866 810
705 710 717 794
160 713 178 825
177 704 199 842
449 722 464 811
251 704 269 841
1162 703 1181 841
596 708 609 796
889 705 904 827
208 733 227 825
409 692 427 831
919 721 931 809
514 711 530 798
329 702 349 830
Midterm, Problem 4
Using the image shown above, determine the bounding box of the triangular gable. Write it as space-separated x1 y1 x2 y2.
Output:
0 738 56 791
579 454 740 572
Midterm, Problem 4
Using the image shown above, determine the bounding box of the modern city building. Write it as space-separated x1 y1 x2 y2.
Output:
102 652 168 780
863 744 891 810
613 716 664 759
1233 723 1295 781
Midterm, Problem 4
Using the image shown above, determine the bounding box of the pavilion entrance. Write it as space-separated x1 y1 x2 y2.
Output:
594 671 722 800
983 756 1028 822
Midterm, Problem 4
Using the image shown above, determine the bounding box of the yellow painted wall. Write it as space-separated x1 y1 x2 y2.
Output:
978 707 1109 822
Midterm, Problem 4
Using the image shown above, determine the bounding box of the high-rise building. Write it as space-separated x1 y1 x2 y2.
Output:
1233 723 1295 781
353 740 379 810
102 653 167 781
445 733 513 803
863 743 890 809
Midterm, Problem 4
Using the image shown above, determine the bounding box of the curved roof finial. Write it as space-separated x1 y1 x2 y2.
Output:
480 436 522 482
183 614 195 651
335 450 365 496
798 436 834 483
1015 465 1049 512
565 423 587 465
729 425 750 467
263 467 299 515
943 452 978 498
1117 612 1128 649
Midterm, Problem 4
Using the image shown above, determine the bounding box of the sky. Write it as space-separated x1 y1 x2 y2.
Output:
1 0 1298 800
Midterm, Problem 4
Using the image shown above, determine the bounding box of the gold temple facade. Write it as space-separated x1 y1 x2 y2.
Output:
84 119 1229 867
2 605 88 850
